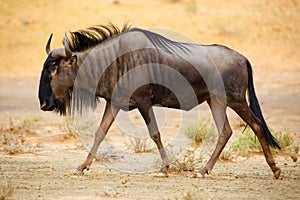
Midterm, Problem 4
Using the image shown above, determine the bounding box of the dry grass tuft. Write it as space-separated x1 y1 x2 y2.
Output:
0 118 40 154
232 127 297 156
126 137 155 153
183 119 216 146
0 175 13 200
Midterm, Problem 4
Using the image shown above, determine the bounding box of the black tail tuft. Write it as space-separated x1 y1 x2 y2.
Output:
246 60 281 150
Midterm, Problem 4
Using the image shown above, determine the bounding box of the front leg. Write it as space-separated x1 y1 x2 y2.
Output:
137 98 170 177
75 102 119 174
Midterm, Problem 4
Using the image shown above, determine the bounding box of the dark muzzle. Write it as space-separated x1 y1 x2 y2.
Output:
39 96 55 111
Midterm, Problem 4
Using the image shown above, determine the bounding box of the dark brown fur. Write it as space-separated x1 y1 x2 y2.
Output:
38 24 281 179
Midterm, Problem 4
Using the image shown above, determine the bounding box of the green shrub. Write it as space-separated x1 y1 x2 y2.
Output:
272 129 294 150
183 119 216 146
232 128 261 155
232 127 295 156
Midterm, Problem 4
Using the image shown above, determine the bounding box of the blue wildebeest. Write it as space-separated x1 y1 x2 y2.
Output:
38 24 281 178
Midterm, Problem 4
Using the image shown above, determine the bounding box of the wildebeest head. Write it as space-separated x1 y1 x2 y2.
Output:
38 33 78 115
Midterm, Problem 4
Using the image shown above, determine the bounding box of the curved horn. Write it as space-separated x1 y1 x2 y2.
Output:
46 33 53 55
64 32 72 58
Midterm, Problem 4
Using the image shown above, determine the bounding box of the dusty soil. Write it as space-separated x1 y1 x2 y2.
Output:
1 68 299 200
1 152 299 200
1 0 300 199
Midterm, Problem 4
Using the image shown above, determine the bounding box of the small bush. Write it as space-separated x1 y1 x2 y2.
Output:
272 129 298 162
220 148 233 161
232 128 296 156
182 191 193 200
0 118 40 154
272 129 294 150
168 119 216 172
0 175 13 200
22 117 42 130
294 145 299 154
232 128 261 155
126 137 154 153
183 119 216 146
168 147 203 172
170 148 196 172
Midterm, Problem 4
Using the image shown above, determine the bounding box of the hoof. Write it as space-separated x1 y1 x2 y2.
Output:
73 168 83 175
155 166 169 178
196 172 205 178
192 172 205 178
74 165 89 175
197 167 210 178
274 168 281 179
155 172 169 178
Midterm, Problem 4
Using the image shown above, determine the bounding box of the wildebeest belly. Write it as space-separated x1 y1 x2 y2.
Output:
150 83 209 111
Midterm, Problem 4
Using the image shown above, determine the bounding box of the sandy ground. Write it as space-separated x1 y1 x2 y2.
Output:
0 67 299 200
1 153 299 200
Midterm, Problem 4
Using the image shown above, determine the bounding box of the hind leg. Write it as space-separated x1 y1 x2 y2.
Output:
198 98 233 177
229 101 281 179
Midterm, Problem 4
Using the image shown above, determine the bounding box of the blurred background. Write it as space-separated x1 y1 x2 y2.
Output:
0 0 299 134
0 0 299 78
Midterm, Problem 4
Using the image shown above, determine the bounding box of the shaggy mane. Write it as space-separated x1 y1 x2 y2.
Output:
65 23 132 52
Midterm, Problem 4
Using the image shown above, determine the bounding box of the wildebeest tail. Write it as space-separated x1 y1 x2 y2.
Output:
246 60 281 149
